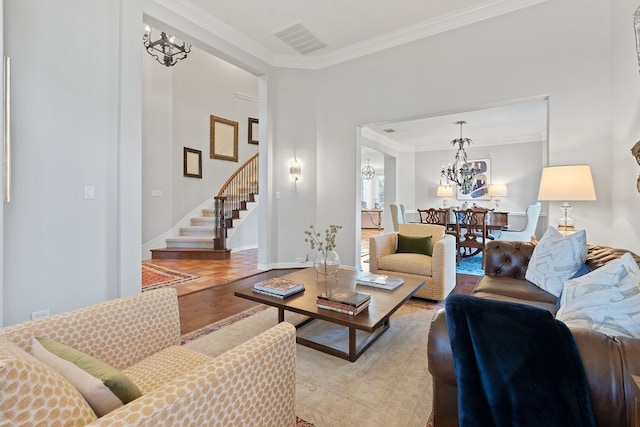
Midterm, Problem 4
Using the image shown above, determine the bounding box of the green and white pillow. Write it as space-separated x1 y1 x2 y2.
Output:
32 337 142 417
556 252 640 338
525 226 587 297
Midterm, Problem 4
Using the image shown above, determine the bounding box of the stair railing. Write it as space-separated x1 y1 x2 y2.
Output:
216 153 259 228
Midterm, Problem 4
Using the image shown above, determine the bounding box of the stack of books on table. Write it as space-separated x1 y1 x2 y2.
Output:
317 290 371 316
252 278 305 299
356 273 404 290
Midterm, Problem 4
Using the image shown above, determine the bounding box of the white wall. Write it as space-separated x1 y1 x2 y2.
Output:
142 45 258 248
3 0 126 325
611 0 640 251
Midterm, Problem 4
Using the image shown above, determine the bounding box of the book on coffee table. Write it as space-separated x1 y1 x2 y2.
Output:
356 273 404 290
253 277 305 298
317 298 370 315
317 290 371 307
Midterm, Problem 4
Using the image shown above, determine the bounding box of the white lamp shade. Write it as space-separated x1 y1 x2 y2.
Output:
537 165 596 201
487 184 508 197
437 185 453 197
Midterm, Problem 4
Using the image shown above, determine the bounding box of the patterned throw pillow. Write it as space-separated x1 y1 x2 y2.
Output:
0 337 98 426
32 337 142 417
525 227 587 297
556 252 640 338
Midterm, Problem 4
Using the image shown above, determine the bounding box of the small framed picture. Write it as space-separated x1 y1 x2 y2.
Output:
210 115 239 162
183 147 202 178
248 117 259 145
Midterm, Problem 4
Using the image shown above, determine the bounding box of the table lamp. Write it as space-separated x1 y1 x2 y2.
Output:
537 165 596 231
487 184 508 209
437 185 453 207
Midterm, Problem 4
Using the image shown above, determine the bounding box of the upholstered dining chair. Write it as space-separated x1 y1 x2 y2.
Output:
497 202 541 242
389 203 406 231
454 208 491 265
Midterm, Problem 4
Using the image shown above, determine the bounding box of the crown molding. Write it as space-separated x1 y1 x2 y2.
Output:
154 0 550 70
272 0 551 69
149 0 275 65
361 128 415 153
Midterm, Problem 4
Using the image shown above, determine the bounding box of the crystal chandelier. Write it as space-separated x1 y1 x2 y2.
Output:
441 121 477 194
143 25 191 67
361 159 376 180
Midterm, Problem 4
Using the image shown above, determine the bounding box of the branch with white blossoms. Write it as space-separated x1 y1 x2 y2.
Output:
304 224 342 254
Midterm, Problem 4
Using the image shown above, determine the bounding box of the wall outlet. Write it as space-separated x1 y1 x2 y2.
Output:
31 309 50 320
84 186 95 199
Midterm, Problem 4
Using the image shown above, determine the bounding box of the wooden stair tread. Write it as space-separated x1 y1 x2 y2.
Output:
151 248 231 260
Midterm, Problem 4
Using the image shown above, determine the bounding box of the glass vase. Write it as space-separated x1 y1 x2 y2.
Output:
314 250 340 281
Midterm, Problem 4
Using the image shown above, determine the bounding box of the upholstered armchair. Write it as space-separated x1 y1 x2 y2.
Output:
369 223 456 300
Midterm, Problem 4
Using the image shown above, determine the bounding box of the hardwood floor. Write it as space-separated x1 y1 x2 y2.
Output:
169 234 480 335
177 268 300 335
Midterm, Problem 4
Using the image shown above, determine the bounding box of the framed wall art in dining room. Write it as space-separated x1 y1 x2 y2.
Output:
210 115 238 162
456 158 491 201
248 117 259 144
183 147 202 178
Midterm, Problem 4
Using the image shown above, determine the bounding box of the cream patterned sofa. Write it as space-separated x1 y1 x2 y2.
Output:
0 288 297 426
369 223 457 300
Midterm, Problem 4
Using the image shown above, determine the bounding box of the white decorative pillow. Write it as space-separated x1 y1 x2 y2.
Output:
556 252 640 338
525 227 587 297
32 337 142 417
0 337 98 426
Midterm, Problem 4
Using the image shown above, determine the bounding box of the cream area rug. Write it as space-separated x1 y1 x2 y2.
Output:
184 301 436 427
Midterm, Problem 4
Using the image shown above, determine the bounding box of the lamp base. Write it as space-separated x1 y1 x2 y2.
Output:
555 202 576 229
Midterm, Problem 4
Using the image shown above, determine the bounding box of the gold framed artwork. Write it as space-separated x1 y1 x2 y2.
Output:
248 117 259 145
210 115 238 162
183 147 202 178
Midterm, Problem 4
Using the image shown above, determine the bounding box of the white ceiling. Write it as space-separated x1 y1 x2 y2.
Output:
361 98 548 171
176 0 549 68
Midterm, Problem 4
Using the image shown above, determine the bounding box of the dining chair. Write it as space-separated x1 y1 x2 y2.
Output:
497 202 541 242
417 208 448 225
389 203 406 231
453 208 491 265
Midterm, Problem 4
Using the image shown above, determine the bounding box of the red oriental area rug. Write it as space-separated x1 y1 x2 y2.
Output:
141 264 199 292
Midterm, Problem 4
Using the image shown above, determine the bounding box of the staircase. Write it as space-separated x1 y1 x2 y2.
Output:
151 154 259 260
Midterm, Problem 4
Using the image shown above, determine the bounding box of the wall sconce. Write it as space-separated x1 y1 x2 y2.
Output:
290 159 301 182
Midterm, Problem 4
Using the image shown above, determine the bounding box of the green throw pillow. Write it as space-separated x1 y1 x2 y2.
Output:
32 337 142 417
397 234 433 256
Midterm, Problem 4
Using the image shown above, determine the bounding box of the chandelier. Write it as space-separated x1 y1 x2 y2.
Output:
143 26 191 67
441 121 477 194
362 159 376 180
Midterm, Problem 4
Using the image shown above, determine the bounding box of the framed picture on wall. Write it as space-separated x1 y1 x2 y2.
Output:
248 117 259 144
210 115 239 162
456 158 491 200
183 147 202 178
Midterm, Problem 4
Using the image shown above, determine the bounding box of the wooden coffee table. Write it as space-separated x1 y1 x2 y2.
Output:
234 268 425 362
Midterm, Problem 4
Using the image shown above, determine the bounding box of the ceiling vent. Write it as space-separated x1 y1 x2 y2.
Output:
383 128 396 133
274 22 326 55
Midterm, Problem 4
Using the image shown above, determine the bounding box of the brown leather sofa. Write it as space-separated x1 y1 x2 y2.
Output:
428 240 640 427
